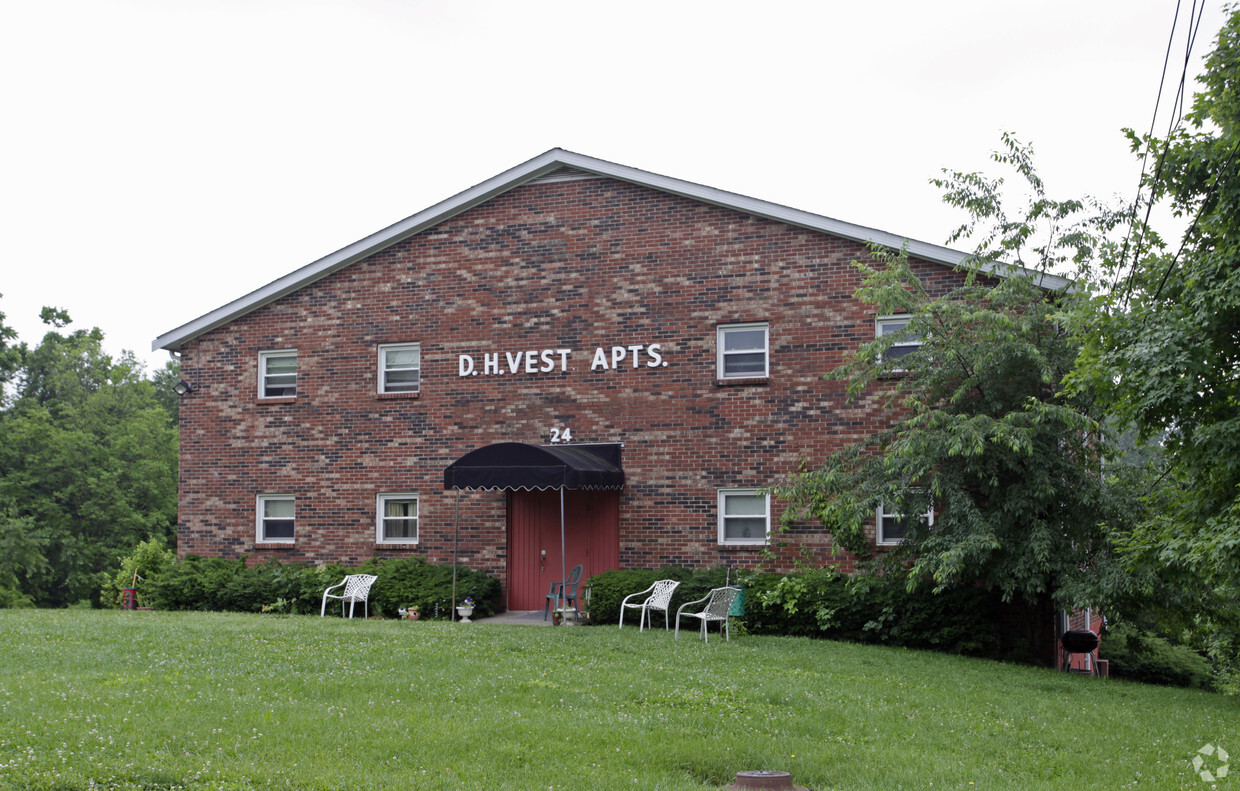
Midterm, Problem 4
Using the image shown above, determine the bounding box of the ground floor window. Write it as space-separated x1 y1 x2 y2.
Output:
877 499 933 545
876 314 920 371
377 493 419 543
717 489 769 545
256 494 295 543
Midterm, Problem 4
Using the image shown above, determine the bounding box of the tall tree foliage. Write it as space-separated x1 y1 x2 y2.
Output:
0 307 178 607
776 137 1125 614
1065 11 1240 681
0 295 23 404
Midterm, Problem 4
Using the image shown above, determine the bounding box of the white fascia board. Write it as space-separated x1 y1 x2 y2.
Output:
152 148 1069 352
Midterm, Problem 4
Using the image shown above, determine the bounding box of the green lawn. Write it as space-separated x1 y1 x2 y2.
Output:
0 611 1235 790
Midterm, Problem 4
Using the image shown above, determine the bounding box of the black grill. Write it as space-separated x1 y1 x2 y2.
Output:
1061 629 1099 653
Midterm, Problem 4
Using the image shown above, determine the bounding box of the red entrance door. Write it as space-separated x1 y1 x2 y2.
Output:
507 489 620 610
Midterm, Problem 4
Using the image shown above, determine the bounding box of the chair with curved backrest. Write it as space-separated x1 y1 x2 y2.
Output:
674 586 742 643
320 574 378 619
544 564 584 620
619 579 680 631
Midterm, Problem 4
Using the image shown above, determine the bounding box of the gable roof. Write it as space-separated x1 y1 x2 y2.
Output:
152 148 1070 352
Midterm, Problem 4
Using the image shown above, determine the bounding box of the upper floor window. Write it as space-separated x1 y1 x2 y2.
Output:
717 323 769 380
257 494 295 544
718 489 769 545
378 343 421 394
377 493 419 544
259 350 297 398
877 499 933 546
876 315 920 370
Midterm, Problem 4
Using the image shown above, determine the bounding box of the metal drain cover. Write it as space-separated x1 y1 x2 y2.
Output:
725 769 808 790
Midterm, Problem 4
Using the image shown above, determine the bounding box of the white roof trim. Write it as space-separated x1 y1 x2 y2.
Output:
152 148 1070 351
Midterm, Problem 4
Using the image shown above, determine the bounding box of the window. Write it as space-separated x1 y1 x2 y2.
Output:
257 495 295 543
259 350 297 398
717 323 769 379
876 315 920 370
377 493 419 543
718 489 769 545
876 499 933 546
378 343 420 394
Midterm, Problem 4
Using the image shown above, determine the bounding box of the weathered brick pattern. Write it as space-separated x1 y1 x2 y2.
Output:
175 176 967 593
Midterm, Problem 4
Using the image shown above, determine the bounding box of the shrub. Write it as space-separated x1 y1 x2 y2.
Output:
0 586 34 608
144 556 248 611
1103 622 1213 689
592 564 1000 656
142 555 500 618
585 566 736 626
743 567 999 655
359 557 501 619
102 537 176 608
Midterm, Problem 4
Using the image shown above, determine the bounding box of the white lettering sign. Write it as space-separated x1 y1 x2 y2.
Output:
459 343 666 377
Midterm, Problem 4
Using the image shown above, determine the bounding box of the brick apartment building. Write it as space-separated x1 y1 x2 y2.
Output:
153 149 1069 612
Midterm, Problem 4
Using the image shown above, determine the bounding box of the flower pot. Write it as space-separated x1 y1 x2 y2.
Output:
456 606 474 623
551 610 563 626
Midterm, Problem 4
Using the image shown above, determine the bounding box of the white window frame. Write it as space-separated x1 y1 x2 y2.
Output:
256 494 296 544
376 493 420 544
717 489 770 545
716 323 769 380
876 314 920 371
876 499 934 546
377 343 421 394
258 350 298 399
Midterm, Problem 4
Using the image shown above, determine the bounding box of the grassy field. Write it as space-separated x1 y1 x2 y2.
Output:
0 611 1235 790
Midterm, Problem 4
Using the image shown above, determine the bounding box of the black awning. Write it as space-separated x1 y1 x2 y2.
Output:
443 442 625 491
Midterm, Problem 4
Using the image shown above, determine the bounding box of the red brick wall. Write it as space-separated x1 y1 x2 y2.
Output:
175 176 966 592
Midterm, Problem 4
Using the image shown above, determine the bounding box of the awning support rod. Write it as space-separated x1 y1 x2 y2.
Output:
451 488 460 622
558 486 566 613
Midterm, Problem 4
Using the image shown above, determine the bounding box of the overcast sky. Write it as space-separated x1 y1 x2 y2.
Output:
0 0 1226 373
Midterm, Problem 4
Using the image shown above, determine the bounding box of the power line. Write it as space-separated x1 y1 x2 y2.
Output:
1150 137 1240 303
1120 0 1208 306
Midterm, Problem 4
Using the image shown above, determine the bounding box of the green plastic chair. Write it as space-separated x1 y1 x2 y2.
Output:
544 564 583 620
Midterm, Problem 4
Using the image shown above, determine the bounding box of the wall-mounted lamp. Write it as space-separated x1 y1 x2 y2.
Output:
173 379 197 396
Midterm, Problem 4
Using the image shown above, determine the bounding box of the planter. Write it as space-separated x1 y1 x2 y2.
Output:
456 606 474 623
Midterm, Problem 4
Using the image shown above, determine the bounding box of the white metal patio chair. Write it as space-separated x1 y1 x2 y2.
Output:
320 574 378 619
619 579 680 631
674 586 742 643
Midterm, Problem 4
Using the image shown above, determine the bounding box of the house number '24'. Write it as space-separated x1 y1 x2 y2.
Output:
550 428 573 444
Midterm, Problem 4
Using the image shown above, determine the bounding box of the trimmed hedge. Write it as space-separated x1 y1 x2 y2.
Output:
742 568 1000 655
587 565 1000 656
358 556 500 620
143 556 500 618
586 566 736 627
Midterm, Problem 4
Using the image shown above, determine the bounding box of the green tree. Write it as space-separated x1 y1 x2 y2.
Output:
1075 13 1240 596
1067 10 1240 687
0 294 26 407
0 311 178 607
776 139 1126 655
149 359 181 425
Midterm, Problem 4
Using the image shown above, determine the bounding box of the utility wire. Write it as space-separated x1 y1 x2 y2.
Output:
1120 0 1207 306
1150 137 1240 303
1118 0 1185 294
